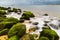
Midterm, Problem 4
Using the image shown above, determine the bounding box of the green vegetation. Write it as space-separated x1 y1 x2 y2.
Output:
3 17 19 23
0 10 6 15
8 23 26 37
20 15 30 20
0 22 16 30
20 11 35 20
0 28 9 36
0 17 6 22
39 36 49 40
8 35 19 40
0 17 19 30
40 29 59 40
13 8 18 13
23 11 35 17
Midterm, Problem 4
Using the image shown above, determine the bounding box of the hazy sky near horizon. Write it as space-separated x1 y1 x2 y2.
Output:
0 0 60 5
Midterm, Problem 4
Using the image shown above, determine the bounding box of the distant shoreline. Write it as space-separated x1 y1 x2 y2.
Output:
1 5 60 18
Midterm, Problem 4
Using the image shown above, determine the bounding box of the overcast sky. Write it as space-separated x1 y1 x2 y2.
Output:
0 0 60 5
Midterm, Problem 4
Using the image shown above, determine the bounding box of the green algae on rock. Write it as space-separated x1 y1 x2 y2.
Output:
8 23 26 37
40 29 59 40
8 35 19 40
3 17 19 23
39 36 49 40
0 22 16 30
0 28 9 36
20 11 35 20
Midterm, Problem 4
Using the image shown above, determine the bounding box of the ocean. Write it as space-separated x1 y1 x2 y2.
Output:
1 5 60 18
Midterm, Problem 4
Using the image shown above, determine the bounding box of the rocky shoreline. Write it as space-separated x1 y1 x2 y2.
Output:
0 6 59 40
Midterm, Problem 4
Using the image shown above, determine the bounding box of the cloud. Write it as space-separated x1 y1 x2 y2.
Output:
0 0 60 5
28 0 60 5
0 0 14 5
13 0 60 5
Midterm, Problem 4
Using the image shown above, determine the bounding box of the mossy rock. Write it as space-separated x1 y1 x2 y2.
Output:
8 35 19 40
0 17 6 22
8 23 26 37
39 36 49 40
3 17 19 23
0 22 16 30
0 15 6 18
20 11 35 20
13 8 18 13
0 10 6 15
40 29 59 40
8 9 13 12
19 19 25 23
17 9 22 13
23 11 35 17
20 15 30 20
0 28 9 36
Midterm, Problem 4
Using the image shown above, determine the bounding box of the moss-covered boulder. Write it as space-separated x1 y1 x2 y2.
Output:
0 22 16 30
19 19 25 23
8 9 13 12
3 17 19 23
20 15 30 20
0 15 6 18
0 17 6 22
13 8 18 13
39 36 49 40
40 29 59 40
8 35 19 40
0 17 19 30
20 11 35 20
0 28 9 36
0 10 6 15
23 11 35 17
8 23 26 37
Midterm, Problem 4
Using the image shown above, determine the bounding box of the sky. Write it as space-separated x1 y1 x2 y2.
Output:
0 0 60 6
